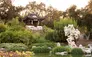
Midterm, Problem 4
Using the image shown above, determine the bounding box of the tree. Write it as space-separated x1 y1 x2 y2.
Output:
45 18 77 42
64 0 92 39
78 0 92 39
26 1 47 17
65 5 81 19
43 6 62 28
25 2 62 28
0 0 24 22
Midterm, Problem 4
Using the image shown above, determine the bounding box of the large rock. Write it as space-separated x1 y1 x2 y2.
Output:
0 48 7 52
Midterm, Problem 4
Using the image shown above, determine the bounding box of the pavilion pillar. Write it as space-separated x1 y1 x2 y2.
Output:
31 20 33 25
38 21 39 25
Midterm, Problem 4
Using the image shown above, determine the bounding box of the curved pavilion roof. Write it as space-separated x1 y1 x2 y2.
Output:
23 13 45 21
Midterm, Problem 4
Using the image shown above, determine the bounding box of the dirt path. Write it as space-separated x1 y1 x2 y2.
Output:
76 38 92 46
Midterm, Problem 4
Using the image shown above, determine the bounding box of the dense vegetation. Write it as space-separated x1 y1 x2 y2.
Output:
71 48 84 55
0 0 92 55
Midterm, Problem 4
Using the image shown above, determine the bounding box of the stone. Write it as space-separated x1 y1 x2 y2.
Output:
64 24 80 48
55 51 68 55
56 42 61 47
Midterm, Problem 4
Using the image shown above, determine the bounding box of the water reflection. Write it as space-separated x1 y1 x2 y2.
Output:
33 53 92 57
71 55 84 57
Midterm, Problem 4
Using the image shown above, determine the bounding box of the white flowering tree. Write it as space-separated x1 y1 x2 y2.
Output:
64 24 80 48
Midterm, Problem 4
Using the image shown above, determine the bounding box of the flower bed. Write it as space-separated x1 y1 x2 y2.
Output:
0 51 33 57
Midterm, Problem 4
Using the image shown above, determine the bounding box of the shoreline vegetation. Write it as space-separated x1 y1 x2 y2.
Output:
0 0 92 57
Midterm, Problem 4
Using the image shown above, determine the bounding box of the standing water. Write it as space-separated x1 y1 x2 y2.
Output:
33 53 89 57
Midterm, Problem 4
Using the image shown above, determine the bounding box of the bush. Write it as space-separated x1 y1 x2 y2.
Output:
45 30 67 42
43 26 58 42
51 18 77 42
32 26 54 43
65 46 72 53
0 31 16 43
0 43 28 51
31 42 56 48
45 18 77 42
54 18 77 30
7 17 25 31
45 31 55 41
52 46 71 54
32 32 48 43
0 17 34 45
0 30 34 45
0 23 7 33
31 46 50 53
43 26 54 33
71 48 83 55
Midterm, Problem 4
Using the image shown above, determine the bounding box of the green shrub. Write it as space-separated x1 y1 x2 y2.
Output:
7 17 25 31
13 30 34 45
52 46 71 54
43 26 54 33
45 30 67 42
32 32 48 43
33 37 48 43
45 18 77 42
0 17 34 45
0 31 16 43
50 18 77 42
65 46 72 53
0 23 7 33
71 48 83 55
45 31 55 41
43 26 59 42
0 30 34 45
31 42 56 48
31 46 50 53
54 18 77 30
0 43 28 51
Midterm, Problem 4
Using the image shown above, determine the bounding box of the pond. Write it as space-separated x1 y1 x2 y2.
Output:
33 53 92 57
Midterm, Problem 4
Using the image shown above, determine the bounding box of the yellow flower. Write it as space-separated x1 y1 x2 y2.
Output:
9 54 13 56
16 51 21 55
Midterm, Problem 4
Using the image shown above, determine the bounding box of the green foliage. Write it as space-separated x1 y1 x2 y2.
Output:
32 42 56 48
46 18 77 42
0 30 33 45
0 31 16 43
54 18 77 30
43 26 60 42
31 26 54 43
54 18 77 42
46 30 67 42
45 31 54 41
52 46 71 54
26 2 62 28
31 46 50 53
65 46 72 53
7 17 25 31
0 17 34 45
0 43 28 51
64 1 92 39
32 31 48 43
0 0 24 21
71 48 84 55
43 26 54 33
0 23 7 33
